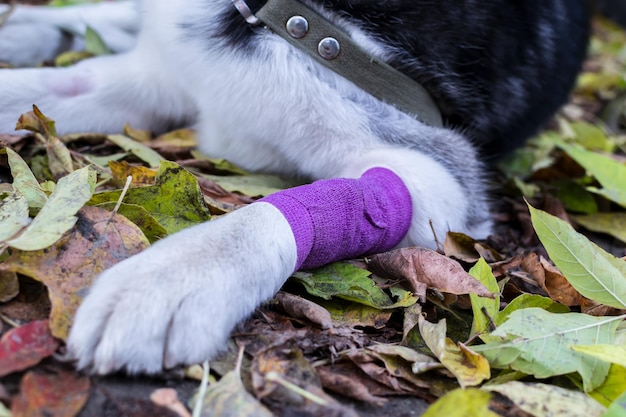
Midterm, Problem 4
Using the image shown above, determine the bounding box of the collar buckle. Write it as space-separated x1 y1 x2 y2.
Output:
231 0 261 25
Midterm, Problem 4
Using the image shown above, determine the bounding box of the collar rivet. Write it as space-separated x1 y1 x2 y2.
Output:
318 37 341 60
286 15 309 38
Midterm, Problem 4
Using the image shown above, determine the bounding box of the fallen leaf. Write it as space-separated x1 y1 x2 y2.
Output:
558 142 626 207
316 363 388 406
85 26 112 55
46 135 73 179
421 388 498 417
418 315 490 388
473 308 622 391
574 212 626 244
292 262 416 309
468 258 500 339
90 161 211 234
106 134 164 168
369 247 493 301
11 369 90 417
108 160 157 186
572 344 626 368
0 320 59 377
485 381 606 417
522 253 586 306
494 293 569 326
0 189 30 241
320 300 392 329
275 292 333 329
6 167 96 251
1 206 150 339
94 202 168 243
443 232 480 262
602 389 626 417
15 105 56 138
4 148 48 209
201 173 295 196
529 204 626 309
589 364 626 407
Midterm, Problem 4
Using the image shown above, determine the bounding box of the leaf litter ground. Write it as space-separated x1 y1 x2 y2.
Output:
0 4 626 417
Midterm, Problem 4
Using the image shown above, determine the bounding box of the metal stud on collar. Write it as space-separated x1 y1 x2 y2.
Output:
286 15 309 38
318 37 341 60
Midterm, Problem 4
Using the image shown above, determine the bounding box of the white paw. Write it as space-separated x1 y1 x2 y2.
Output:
0 19 70 66
0 2 138 67
67 203 297 374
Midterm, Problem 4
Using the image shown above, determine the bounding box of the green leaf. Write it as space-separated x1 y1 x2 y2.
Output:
422 389 498 417
574 213 626 244
469 258 500 338
558 143 626 207
556 180 599 214
93 202 168 243
473 308 622 392
569 122 615 152
528 204 626 309
602 389 626 417
106 134 164 168
6 167 96 251
85 26 111 56
5 148 48 209
201 173 297 197
590 365 626 407
46 135 74 178
291 262 416 309
89 161 211 234
485 381 606 417
572 345 626 369
418 316 490 387
0 190 30 242
494 294 569 326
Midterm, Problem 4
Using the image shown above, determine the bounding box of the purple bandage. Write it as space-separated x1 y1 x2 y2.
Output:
260 167 413 271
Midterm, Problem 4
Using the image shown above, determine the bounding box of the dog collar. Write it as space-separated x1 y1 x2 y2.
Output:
231 0 443 128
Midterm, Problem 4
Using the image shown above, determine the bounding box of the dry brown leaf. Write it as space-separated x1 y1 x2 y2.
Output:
369 247 493 300
316 363 389 406
443 232 480 262
1 206 150 339
275 292 333 329
521 253 586 306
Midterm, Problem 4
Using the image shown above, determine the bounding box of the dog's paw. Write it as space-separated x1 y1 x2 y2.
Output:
0 13 70 66
0 3 138 67
67 203 297 374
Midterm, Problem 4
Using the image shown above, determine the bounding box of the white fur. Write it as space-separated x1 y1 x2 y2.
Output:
0 0 491 373
0 2 138 66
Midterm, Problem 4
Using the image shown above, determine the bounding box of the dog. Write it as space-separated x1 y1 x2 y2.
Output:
0 0 589 374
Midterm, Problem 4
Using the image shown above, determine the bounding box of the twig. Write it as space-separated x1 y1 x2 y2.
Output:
104 175 132 229
191 360 210 417
265 372 328 405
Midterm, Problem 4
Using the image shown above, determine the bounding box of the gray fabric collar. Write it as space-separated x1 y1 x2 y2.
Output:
232 0 443 128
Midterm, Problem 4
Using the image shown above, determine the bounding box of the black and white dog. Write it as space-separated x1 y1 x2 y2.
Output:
0 0 589 374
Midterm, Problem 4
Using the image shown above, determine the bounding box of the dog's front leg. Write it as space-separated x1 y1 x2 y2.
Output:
69 144 491 374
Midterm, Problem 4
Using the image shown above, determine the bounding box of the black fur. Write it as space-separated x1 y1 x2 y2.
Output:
215 0 589 158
